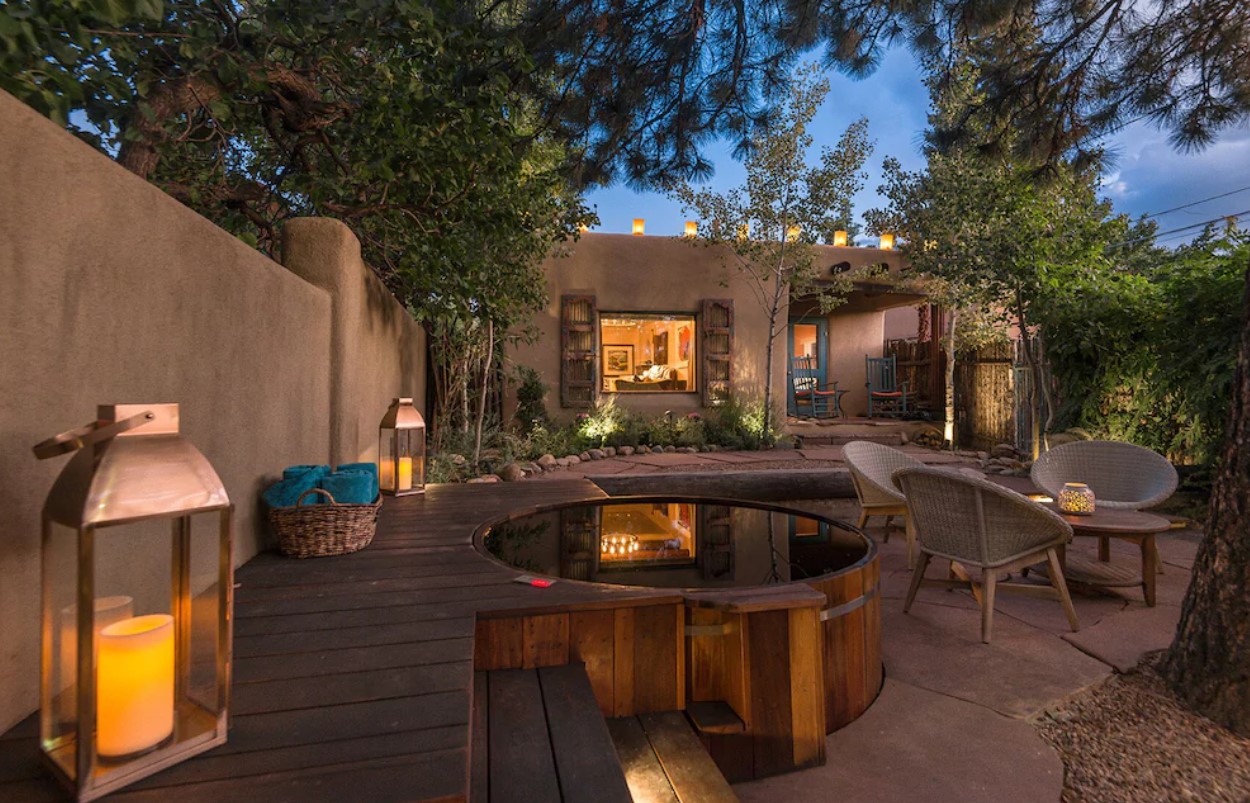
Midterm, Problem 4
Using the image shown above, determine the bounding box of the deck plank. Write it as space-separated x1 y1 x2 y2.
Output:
487 670 560 803
538 665 633 803
606 717 679 803
0 480 624 803
640 712 739 803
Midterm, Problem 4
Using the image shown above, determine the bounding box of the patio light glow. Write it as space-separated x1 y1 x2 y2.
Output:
632 218 645 236
879 233 895 250
737 223 749 241
786 224 801 242
684 221 698 237
1058 482 1096 515
833 230 848 247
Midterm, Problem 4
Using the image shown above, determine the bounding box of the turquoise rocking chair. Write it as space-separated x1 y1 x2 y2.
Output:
865 355 911 418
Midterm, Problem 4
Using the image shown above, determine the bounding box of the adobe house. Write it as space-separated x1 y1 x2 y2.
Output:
510 232 926 420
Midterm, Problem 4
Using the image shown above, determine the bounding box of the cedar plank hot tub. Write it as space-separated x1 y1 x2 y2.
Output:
473 496 883 782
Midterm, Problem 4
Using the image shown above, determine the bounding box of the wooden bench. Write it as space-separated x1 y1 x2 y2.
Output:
607 712 738 803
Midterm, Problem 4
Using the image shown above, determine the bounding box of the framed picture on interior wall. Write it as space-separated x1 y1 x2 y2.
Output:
678 326 691 360
603 345 635 375
653 331 669 365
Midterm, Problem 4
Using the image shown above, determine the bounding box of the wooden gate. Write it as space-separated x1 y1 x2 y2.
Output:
953 342 1015 450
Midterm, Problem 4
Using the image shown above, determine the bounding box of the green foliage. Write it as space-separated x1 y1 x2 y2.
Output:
513 366 550 431
1042 229 1247 464
669 65 874 441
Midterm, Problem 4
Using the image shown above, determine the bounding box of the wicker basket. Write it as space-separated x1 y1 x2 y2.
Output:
270 488 380 558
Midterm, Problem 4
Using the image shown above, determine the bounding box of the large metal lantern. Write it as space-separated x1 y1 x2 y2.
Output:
33 404 232 801
378 397 426 496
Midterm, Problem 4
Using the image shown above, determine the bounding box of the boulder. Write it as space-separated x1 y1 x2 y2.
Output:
990 443 1018 459
467 475 501 484
555 457 571 468
637 445 651 454
676 446 697 454
537 454 559 470
497 463 525 482
664 445 677 453
603 446 616 457
618 446 635 456
587 448 605 460
565 455 581 465
579 452 591 462
450 453 468 466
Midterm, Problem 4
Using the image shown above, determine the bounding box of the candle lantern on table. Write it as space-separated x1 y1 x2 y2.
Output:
378 397 426 496
33 404 233 801
1058 482 1096 515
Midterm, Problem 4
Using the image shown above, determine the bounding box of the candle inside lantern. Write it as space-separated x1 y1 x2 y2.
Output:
59 596 134 721
97 614 174 758
398 456 413 491
1058 482 1096 515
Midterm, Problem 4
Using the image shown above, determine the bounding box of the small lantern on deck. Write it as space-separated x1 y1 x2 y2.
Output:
879 232 896 250
833 230 849 247
684 221 698 238
786 224 801 242
33 404 232 802
1058 482 1096 515
379 397 426 496
632 218 645 236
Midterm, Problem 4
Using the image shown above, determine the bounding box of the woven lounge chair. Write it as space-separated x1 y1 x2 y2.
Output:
1030 440 1178 510
843 441 924 567
894 467 1080 643
1031 439 1178 574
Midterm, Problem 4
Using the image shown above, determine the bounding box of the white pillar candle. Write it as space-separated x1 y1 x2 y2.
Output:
59 596 134 721
97 614 174 757
398 456 413 491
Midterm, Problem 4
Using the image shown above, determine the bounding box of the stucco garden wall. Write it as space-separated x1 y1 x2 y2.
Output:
0 90 425 733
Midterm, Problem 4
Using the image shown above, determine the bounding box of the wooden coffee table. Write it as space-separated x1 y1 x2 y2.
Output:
1042 506 1171 606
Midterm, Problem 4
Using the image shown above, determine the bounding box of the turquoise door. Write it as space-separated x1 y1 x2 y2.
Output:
787 319 829 416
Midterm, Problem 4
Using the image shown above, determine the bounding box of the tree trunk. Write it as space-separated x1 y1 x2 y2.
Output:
473 319 494 465
1161 267 1250 736
944 307 958 449
1016 295 1043 460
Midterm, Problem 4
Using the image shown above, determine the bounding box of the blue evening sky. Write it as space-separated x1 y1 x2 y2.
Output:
588 47 1250 246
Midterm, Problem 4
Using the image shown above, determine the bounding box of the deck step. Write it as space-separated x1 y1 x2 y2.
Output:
685 701 746 735
472 664 631 803
608 712 738 803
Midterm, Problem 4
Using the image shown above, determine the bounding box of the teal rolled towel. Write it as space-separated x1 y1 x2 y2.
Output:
262 469 323 509
336 462 379 487
283 464 330 480
318 470 377 505
336 462 379 500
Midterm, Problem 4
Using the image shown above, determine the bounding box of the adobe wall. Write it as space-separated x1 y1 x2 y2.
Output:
0 91 425 732
513 233 906 422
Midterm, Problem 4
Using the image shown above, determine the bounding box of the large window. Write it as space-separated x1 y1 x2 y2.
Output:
600 313 696 393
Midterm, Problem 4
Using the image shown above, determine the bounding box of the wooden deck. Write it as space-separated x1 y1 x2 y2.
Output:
0 480 682 803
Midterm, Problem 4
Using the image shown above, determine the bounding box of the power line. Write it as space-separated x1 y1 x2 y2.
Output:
1138 185 1250 221
1107 208 1250 250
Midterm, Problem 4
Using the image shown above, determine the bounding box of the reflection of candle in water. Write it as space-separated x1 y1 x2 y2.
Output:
97 614 174 758
60 596 134 719
398 457 413 491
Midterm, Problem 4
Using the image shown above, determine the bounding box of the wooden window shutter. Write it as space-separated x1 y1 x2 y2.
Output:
560 294 598 408
700 298 733 406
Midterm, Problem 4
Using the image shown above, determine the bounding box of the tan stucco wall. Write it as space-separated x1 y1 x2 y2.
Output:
827 311 888 416
0 91 425 732
283 219 426 467
512 233 909 422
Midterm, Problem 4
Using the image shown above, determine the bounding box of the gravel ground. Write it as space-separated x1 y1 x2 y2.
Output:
1037 654 1250 802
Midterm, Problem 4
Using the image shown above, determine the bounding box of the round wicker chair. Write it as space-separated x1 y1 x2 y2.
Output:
843 441 925 567
1030 440 1178 510
894 466 1080 643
